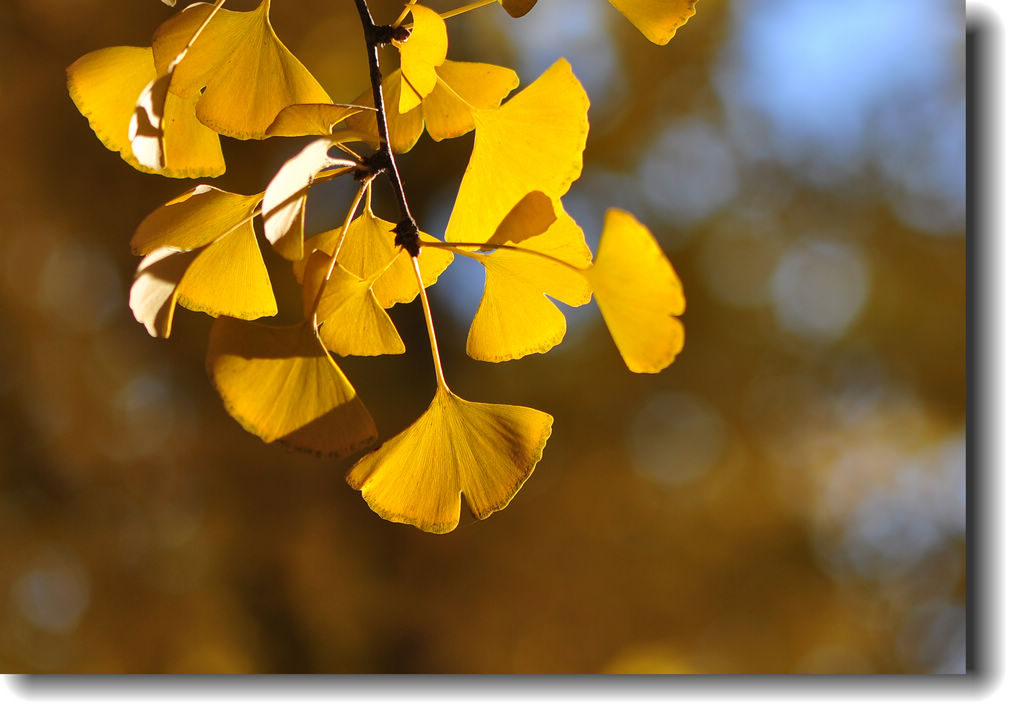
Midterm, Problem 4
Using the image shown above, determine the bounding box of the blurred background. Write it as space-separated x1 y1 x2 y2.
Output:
0 0 965 673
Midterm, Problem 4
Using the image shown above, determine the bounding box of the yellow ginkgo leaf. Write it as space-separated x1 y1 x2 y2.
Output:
500 0 538 18
207 318 378 457
151 0 332 139
128 199 277 336
262 137 354 261
302 251 405 357
421 61 519 142
446 58 589 246
131 185 262 255
130 247 196 339
128 73 171 172
587 209 685 373
397 4 448 114
464 211 593 362
67 46 224 178
347 388 553 534
174 218 278 320
485 190 557 247
265 103 369 138
347 70 424 154
607 0 699 45
302 209 452 309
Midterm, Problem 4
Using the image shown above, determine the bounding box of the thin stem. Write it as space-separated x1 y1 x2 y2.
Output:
353 0 421 256
308 180 371 322
168 0 227 72
392 0 419 27
398 0 500 29
421 241 589 274
438 0 500 21
412 255 450 393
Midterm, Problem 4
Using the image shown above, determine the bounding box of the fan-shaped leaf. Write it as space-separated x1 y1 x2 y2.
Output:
67 46 224 177
302 252 405 357
464 210 592 362
207 319 377 457
607 0 699 45
446 59 589 246
151 0 331 139
587 209 685 373
397 4 448 114
347 388 552 533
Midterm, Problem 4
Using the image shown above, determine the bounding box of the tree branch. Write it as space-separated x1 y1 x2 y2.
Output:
353 0 421 257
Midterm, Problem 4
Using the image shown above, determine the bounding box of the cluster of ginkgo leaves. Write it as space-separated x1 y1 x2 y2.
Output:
67 0 695 534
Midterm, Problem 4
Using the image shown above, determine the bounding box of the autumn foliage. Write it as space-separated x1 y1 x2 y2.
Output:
67 0 697 533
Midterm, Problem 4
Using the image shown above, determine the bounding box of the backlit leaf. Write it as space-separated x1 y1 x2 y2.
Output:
174 219 278 320
464 210 592 362
446 59 589 246
587 209 685 373
301 209 452 310
302 251 405 357
151 0 332 139
207 318 377 457
128 73 172 173
67 46 224 178
266 103 369 138
130 247 195 339
347 70 424 154
347 388 553 533
607 0 699 45
262 138 354 261
131 185 262 256
128 191 277 337
421 61 519 141
397 4 448 114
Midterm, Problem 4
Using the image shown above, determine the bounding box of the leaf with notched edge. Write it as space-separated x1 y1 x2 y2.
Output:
347 388 552 534
207 318 378 458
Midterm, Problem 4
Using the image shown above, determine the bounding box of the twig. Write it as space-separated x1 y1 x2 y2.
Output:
353 0 421 257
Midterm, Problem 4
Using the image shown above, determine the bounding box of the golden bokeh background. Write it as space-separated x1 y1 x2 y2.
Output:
0 0 965 673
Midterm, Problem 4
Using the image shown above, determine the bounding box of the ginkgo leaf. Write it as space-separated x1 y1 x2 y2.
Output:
151 0 332 139
347 70 424 154
421 61 519 142
397 4 448 114
607 0 699 45
207 318 377 457
446 59 589 246
500 0 538 18
130 247 195 339
128 194 277 336
131 185 262 255
464 211 593 362
265 103 369 138
174 219 278 320
262 137 354 261
67 46 224 178
302 251 405 357
485 190 557 247
587 209 685 373
347 388 553 534
128 73 172 172
301 209 452 309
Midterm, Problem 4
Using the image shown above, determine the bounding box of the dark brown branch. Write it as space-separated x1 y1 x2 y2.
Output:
353 0 421 257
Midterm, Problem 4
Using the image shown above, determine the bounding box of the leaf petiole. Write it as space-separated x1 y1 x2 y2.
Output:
412 254 450 393
422 240 587 274
307 180 371 323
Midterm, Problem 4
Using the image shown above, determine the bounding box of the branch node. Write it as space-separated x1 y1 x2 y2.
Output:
393 219 421 257
370 23 409 46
